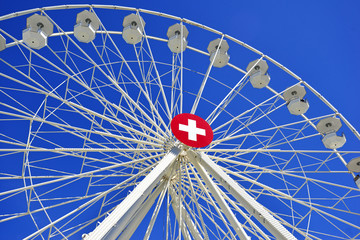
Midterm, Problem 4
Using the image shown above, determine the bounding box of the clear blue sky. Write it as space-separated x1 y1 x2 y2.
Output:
1 0 359 131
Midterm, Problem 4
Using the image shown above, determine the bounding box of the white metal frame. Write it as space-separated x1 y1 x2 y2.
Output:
0 4 359 240
84 147 181 239
188 151 296 240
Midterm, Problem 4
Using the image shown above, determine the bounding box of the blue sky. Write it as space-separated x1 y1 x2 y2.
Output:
0 0 359 239
2 0 359 131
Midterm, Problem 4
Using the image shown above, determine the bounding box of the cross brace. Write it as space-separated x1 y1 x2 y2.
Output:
84 147 181 239
187 150 297 240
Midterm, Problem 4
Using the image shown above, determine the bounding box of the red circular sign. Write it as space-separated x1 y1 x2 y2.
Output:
171 113 213 148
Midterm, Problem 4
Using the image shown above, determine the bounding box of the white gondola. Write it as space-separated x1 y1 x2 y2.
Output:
74 10 100 43
22 14 53 49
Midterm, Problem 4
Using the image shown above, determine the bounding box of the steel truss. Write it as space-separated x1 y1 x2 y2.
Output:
0 4 359 240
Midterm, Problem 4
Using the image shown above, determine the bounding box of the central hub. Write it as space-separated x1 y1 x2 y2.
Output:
170 113 213 148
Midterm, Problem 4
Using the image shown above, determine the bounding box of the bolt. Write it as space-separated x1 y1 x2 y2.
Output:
325 123 332 128
37 22 44 29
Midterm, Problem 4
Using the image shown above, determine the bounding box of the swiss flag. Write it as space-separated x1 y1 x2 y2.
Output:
171 113 213 148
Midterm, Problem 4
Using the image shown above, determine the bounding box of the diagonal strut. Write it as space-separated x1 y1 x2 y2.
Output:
187 150 297 240
84 146 181 239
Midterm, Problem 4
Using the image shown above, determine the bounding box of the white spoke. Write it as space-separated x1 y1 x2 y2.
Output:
137 11 172 121
206 57 264 125
118 178 168 240
169 184 204 240
190 157 250 240
84 147 181 239
0 5 358 240
24 163 155 240
191 35 224 115
188 151 297 240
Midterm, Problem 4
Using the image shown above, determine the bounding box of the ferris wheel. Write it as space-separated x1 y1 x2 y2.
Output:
0 4 359 240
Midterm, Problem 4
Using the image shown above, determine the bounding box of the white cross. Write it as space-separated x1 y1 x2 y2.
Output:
179 119 206 141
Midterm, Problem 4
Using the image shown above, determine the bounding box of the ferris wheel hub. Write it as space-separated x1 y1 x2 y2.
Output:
171 113 213 148
0 5 358 239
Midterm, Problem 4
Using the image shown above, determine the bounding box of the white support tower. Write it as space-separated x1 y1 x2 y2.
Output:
169 185 204 240
0 5 359 240
190 156 251 240
117 179 167 240
84 147 181 239
187 151 297 240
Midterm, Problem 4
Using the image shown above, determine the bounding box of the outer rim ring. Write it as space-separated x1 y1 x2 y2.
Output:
0 4 359 239
1 4 359 145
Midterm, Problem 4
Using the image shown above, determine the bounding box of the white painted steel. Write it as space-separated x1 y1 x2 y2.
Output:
190 155 250 240
169 190 192 240
84 147 181 239
169 185 204 240
188 151 297 240
0 5 359 240
118 179 167 240
190 35 224 115
24 164 157 240
184 164 210 240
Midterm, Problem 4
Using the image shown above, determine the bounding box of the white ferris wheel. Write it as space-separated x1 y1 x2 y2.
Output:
0 4 359 240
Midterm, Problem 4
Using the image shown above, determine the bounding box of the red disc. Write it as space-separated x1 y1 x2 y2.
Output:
171 113 213 148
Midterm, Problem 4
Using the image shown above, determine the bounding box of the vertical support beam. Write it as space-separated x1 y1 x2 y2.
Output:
185 164 210 240
190 156 250 240
169 186 202 240
218 184 271 240
188 164 236 239
169 190 191 240
118 179 167 240
85 147 181 240
143 179 168 240
169 185 204 240
188 151 297 240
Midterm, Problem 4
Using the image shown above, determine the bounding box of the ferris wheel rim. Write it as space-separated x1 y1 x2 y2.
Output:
0 4 359 240
1 4 359 143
